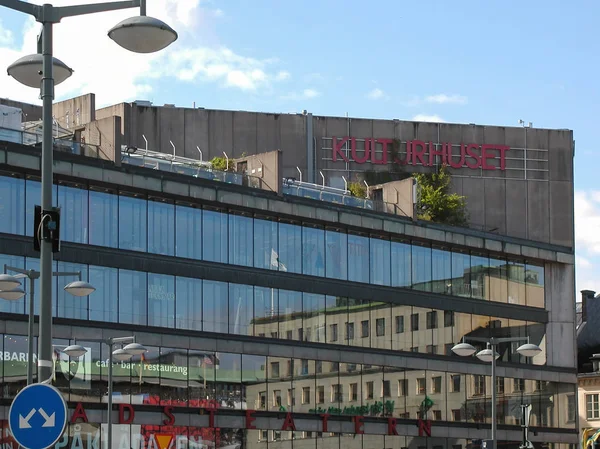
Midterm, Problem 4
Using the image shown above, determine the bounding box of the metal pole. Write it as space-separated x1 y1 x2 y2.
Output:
491 340 497 449
38 16 55 385
27 274 35 385
107 341 113 449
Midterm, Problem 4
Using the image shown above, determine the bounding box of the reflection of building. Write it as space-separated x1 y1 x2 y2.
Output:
0 93 578 448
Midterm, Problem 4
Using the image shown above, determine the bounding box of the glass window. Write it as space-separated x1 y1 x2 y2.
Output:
254 218 278 270
325 229 347 280
88 265 118 322
347 233 369 283
470 254 489 300
391 239 412 288
0 254 25 314
229 214 253 267
254 287 278 338
525 262 545 308
56 261 89 320
279 289 301 341
303 293 325 343
118 194 147 252
175 276 202 330
278 222 301 274
89 190 118 247
587 394 600 420
489 256 508 303
451 250 471 297
370 236 391 286
431 246 451 294
326 295 347 344
118 269 147 325
202 209 228 263
58 184 88 244
0 175 25 235
412 242 431 291
147 273 175 328
229 283 253 336
302 226 325 277
203 280 228 334
3 335 29 397
426 311 438 329
507 260 527 305
147 200 175 256
175 205 202 259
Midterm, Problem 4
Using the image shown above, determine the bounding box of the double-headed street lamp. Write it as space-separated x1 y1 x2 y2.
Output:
0 265 95 385
452 337 542 449
0 0 177 386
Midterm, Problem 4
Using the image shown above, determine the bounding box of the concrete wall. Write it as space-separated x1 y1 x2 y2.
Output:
81 115 122 164
236 150 283 193
0 97 41 121
371 178 415 218
52 93 96 129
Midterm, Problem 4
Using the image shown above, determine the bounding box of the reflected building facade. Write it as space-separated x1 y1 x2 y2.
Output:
0 130 577 449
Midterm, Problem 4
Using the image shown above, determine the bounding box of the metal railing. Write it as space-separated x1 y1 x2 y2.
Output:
0 126 101 158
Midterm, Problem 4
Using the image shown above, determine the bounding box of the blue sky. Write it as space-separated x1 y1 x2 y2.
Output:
0 0 597 295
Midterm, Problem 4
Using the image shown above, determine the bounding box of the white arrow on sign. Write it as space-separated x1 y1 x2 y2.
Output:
19 409 36 429
38 408 55 428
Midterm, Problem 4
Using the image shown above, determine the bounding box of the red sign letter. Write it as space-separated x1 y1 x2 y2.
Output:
320 414 330 432
480 144 497 170
282 412 297 431
387 417 398 436
465 144 482 169
449 144 465 168
332 137 350 162
428 142 447 166
351 138 370 164
497 145 510 170
163 406 175 425
411 140 428 166
372 139 391 165
353 416 365 434
71 403 88 423
119 404 134 424
245 410 256 429
418 419 432 437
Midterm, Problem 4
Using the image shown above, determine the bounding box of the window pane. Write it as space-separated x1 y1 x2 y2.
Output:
470 253 489 300
147 200 174 256
203 280 228 333
254 218 278 270
0 254 25 314
229 283 253 336
279 223 302 274
452 250 471 297
202 209 228 263
147 273 175 327
229 214 253 267
303 293 325 343
118 194 147 252
302 226 325 277
412 243 431 291
89 190 118 247
58 185 88 244
118 269 147 325
254 287 278 338
279 290 302 340
525 262 545 308
88 265 118 322
489 257 508 303
175 205 202 259
348 234 369 283
507 260 526 305
175 276 202 330
391 240 411 288
56 261 89 320
370 236 391 286
325 229 347 280
431 246 451 294
0 175 24 235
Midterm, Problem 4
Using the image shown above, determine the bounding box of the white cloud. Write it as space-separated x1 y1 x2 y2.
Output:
412 114 445 123
0 0 289 107
275 71 291 81
425 94 468 105
574 190 600 294
367 88 384 100
213 9 224 17
303 88 320 98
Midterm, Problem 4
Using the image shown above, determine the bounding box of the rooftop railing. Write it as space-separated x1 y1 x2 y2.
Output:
0 126 101 158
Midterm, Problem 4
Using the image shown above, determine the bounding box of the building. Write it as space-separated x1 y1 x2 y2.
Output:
0 94 577 449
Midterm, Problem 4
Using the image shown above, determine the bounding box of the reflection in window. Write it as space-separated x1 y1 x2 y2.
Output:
470 254 489 300
88 266 118 322
229 214 253 267
147 273 175 328
489 257 508 304
254 218 278 270
391 239 411 287
303 293 325 343
254 287 278 338
525 262 545 308
278 223 301 274
203 280 228 334
58 185 88 244
0 254 24 314
118 194 147 252
118 269 147 325
279 290 301 341
370 237 391 286
302 226 325 277
412 243 432 291
147 200 175 256
56 261 89 320
89 190 118 247
452 251 471 298
431 246 451 294
175 277 202 330
0 175 25 235
175 205 202 259
203 209 228 263
230 284 253 336
325 229 347 280
25 180 56 237
507 260 526 306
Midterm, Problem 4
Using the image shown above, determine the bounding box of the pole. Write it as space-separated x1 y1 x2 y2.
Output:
38 16 55 385
107 341 113 449
491 340 497 449
27 275 35 385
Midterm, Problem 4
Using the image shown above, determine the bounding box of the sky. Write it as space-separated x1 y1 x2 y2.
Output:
0 0 597 296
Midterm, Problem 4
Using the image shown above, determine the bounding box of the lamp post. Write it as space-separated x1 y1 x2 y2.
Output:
452 337 542 449
0 265 95 385
1 0 177 387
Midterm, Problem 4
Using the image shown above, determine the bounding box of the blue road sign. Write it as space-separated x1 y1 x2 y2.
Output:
9 383 67 449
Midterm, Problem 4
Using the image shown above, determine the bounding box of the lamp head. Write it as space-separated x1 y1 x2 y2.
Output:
108 16 177 54
7 54 73 88
0 287 25 301
0 274 21 290
112 348 133 362
451 342 477 357
123 342 147 356
476 348 500 363
516 343 542 358
64 281 96 297
62 344 88 358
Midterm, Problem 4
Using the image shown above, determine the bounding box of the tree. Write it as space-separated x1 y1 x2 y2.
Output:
347 182 366 198
210 156 233 172
413 164 468 226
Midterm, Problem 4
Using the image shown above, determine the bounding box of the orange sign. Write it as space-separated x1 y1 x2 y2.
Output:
155 434 174 449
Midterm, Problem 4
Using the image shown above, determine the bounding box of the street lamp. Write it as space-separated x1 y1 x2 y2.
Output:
0 0 177 387
0 265 95 385
452 337 542 449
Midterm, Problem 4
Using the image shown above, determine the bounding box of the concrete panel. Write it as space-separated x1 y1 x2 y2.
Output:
183 108 209 160
549 181 574 248
505 180 527 239
256 113 281 153
438 123 464 144
158 107 185 156
547 322 576 368
413 122 438 142
483 178 507 234
208 110 234 161
132 105 161 152
52 93 95 126
548 129 574 181
280 114 306 180
233 111 257 157
460 177 485 230
504 126 527 148
527 181 550 243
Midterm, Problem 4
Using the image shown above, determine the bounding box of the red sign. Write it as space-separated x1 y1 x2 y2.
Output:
418 419 432 437
331 136 511 171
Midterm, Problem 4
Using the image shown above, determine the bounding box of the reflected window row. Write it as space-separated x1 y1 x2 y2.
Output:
0 175 544 307
0 253 546 364
1 334 573 431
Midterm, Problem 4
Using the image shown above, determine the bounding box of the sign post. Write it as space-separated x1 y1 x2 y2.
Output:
9 384 67 449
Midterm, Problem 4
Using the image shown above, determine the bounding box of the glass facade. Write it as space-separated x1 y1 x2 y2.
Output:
0 174 545 308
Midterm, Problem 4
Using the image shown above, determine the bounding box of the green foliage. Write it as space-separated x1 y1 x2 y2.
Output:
413 164 468 226
210 156 232 172
363 138 411 185
348 181 366 198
